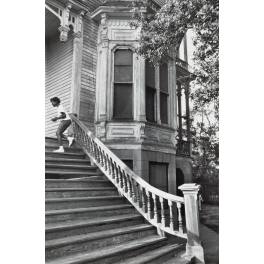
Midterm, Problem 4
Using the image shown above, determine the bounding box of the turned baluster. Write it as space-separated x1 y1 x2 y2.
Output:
103 152 108 171
114 163 119 184
141 187 146 213
168 200 174 231
159 197 165 227
118 167 123 188
152 193 158 222
125 174 130 194
110 159 115 179
176 202 183 233
131 178 136 202
146 191 151 219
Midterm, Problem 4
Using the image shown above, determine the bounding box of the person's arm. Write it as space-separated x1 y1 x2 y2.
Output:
51 112 66 122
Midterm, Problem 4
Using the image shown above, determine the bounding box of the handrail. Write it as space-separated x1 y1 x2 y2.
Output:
70 114 187 238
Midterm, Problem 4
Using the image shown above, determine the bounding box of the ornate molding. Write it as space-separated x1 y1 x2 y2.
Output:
45 1 86 42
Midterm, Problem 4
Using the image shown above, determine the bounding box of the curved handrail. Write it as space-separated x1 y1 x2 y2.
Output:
70 114 187 238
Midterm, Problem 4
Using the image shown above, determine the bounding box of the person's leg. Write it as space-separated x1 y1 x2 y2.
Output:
67 122 74 147
55 120 71 152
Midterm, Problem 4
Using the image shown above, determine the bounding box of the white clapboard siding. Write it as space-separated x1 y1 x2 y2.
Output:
79 17 98 129
45 35 73 137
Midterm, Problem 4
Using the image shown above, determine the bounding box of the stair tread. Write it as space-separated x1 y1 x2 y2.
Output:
46 235 166 264
46 178 107 183
46 224 152 248
45 170 102 175
46 213 141 232
113 243 185 264
45 164 97 169
46 204 134 216
46 195 122 202
46 187 116 192
45 158 89 163
46 151 85 156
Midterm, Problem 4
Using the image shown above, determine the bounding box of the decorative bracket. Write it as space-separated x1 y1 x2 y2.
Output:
45 0 85 42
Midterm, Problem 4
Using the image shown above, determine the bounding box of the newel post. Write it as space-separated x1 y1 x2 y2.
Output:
178 183 205 263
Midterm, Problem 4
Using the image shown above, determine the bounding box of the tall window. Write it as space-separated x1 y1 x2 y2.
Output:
113 49 133 120
145 61 156 122
159 62 168 124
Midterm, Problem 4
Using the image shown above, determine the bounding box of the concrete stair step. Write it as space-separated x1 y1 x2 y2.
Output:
45 170 103 179
45 187 118 198
45 204 137 224
46 214 143 240
45 235 167 264
45 179 112 188
45 152 86 159
45 158 91 166
113 243 186 264
46 225 158 260
45 196 126 210
45 164 96 170
45 146 83 154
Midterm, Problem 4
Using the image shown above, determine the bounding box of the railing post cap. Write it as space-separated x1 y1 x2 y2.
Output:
178 183 200 192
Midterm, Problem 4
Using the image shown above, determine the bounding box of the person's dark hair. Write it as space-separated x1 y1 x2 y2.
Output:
50 97 60 104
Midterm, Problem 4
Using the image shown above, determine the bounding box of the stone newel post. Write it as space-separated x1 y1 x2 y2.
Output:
178 183 205 263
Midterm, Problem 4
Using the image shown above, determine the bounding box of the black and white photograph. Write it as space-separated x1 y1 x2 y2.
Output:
4 1 264 264
44 0 218 263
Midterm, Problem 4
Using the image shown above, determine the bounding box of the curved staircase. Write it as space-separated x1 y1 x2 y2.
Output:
45 137 191 264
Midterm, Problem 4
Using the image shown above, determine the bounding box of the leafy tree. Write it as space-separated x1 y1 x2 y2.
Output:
132 0 219 182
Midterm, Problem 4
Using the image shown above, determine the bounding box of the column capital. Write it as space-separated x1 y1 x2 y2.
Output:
178 183 200 194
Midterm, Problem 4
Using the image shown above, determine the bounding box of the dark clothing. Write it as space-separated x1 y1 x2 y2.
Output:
56 119 71 146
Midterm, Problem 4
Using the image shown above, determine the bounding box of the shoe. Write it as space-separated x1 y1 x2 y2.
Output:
68 137 74 147
53 146 64 153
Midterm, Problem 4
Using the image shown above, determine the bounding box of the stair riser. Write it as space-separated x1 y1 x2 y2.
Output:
145 247 185 264
80 239 168 264
46 217 144 240
45 153 86 159
45 198 126 210
45 160 91 166
46 207 136 224
45 166 98 174
46 146 83 153
45 141 78 148
46 228 156 260
45 180 112 188
45 189 118 198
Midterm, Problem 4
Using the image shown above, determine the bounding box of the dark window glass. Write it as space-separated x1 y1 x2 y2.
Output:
113 83 133 119
113 49 133 120
114 66 133 82
145 61 155 88
160 92 168 124
160 62 168 124
145 61 156 122
149 162 168 192
114 50 133 65
160 63 168 92
146 86 155 122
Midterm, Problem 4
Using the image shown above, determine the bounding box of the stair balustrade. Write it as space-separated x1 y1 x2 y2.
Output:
70 115 204 262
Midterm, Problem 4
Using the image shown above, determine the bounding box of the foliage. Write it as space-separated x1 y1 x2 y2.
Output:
132 0 219 182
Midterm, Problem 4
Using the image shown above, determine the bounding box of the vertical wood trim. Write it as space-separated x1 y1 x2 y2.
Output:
70 32 83 115
168 60 177 129
135 55 146 121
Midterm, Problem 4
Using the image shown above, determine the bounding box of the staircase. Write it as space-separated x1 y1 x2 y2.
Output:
45 137 191 264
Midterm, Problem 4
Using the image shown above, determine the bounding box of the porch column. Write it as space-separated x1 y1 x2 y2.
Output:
179 183 205 263
184 82 191 153
168 59 177 129
95 13 109 123
155 65 161 124
177 82 183 140
135 56 146 121
69 12 85 115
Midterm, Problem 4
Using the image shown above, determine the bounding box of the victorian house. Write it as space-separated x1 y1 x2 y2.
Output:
45 1 204 263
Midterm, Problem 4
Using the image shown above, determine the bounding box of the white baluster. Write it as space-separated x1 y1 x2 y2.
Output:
168 200 174 231
159 197 165 227
176 202 183 233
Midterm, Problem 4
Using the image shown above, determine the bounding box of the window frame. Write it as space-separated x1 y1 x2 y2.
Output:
112 48 134 121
